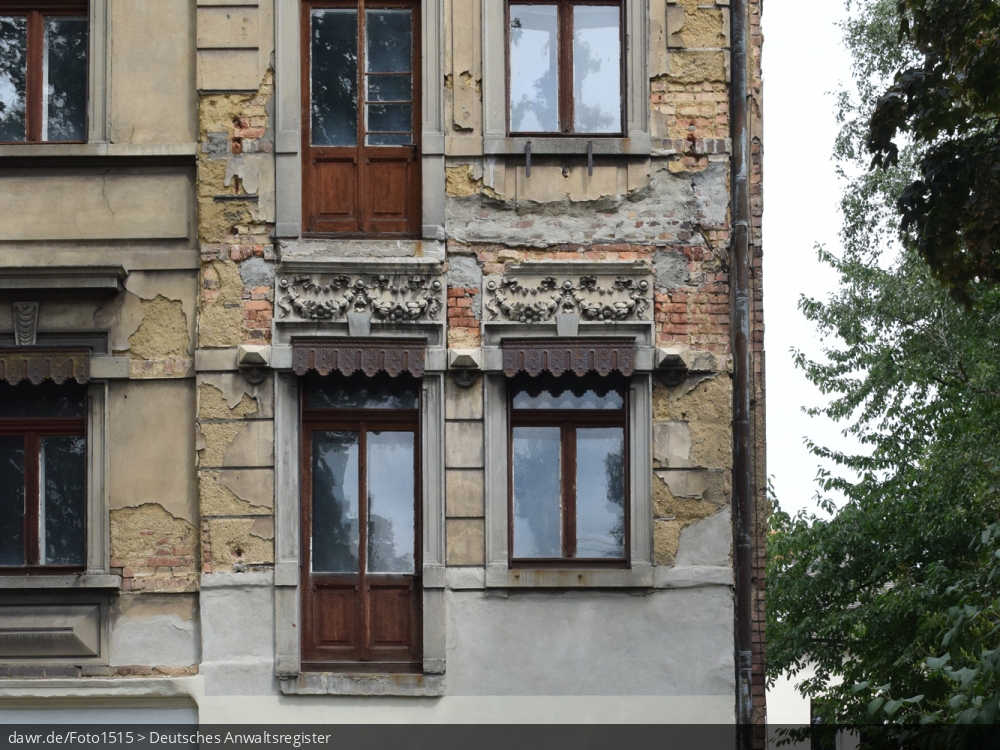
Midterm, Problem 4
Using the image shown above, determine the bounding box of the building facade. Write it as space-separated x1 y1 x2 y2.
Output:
0 0 765 730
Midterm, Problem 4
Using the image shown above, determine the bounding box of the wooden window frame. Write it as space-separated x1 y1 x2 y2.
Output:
505 0 625 137
0 0 89 144
300 0 423 238
300 399 423 673
507 377 630 568
0 415 87 574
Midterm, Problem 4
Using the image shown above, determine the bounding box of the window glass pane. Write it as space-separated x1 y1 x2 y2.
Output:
0 382 86 419
512 426 562 558
304 372 419 410
367 431 415 574
575 427 625 558
367 74 410 103
311 9 358 147
0 16 27 142
41 436 86 565
312 431 360 573
43 17 87 142
366 103 411 133
367 133 411 146
573 6 621 133
509 5 558 133
512 373 624 410
366 10 411 73
0 436 25 566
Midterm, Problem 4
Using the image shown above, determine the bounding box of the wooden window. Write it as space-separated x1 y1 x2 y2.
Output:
301 372 422 672
0 1 88 143
507 0 623 136
508 372 628 564
0 381 87 571
301 0 422 236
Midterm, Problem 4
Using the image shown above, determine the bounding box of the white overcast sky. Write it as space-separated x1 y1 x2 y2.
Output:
761 0 858 518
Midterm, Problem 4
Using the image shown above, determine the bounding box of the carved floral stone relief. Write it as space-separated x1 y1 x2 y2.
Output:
483 274 652 323
276 273 444 323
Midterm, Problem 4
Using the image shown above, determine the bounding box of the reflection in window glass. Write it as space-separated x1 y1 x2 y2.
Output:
0 381 86 419
512 373 624 410
367 432 415 573
41 436 86 565
576 428 625 558
365 9 412 146
312 431 360 573
509 5 558 133
573 6 620 133
43 17 87 142
0 16 27 142
512 427 562 558
311 9 358 147
0 436 25 566
305 372 420 410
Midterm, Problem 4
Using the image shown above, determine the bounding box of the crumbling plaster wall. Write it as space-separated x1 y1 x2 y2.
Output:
195 0 277 581
438 0 736 576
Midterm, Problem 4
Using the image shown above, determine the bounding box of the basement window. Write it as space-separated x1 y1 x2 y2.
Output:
0 2 89 144
0 381 87 570
507 1 623 136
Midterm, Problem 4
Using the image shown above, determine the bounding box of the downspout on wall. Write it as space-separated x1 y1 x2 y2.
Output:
730 0 754 743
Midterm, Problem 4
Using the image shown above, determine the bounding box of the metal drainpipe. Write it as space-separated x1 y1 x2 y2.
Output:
730 0 755 744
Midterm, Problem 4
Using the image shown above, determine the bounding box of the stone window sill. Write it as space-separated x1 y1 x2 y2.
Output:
0 575 121 590
0 143 197 158
483 135 652 157
484 564 654 589
280 673 445 697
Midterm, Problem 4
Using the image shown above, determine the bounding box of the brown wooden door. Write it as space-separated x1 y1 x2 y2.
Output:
302 409 422 672
302 0 422 236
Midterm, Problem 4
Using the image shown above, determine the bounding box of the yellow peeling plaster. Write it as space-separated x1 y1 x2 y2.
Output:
199 472 271 518
199 261 245 348
206 518 274 572
198 383 258 421
446 165 483 197
110 504 199 593
652 375 734 565
126 296 191 360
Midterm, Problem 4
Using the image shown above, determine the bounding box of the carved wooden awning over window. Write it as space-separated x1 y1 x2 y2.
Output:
292 339 425 378
0 349 91 386
502 339 635 378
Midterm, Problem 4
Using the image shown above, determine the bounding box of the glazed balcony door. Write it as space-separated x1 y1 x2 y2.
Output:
303 1 422 236
301 375 422 672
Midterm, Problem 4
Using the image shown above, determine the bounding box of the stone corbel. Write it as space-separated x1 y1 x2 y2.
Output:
448 348 482 388
13 302 39 346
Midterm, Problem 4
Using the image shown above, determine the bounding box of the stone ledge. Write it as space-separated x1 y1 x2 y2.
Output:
0 677 200 701
653 565 733 589
0 575 121 590
280 673 445 697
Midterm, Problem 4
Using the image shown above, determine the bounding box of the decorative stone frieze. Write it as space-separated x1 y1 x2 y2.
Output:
277 272 444 323
501 339 635 377
292 339 426 378
0 349 90 385
483 268 652 324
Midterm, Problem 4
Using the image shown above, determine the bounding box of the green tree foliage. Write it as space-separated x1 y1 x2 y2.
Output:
868 0 1000 303
767 0 1000 731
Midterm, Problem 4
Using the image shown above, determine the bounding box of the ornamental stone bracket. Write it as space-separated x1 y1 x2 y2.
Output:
275 260 445 326
482 262 654 325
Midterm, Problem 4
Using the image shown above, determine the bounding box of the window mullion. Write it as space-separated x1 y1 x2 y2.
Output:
562 423 577 558
559 2 573 133
358 422 370 662
26 11 43 142
24 431 40 565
